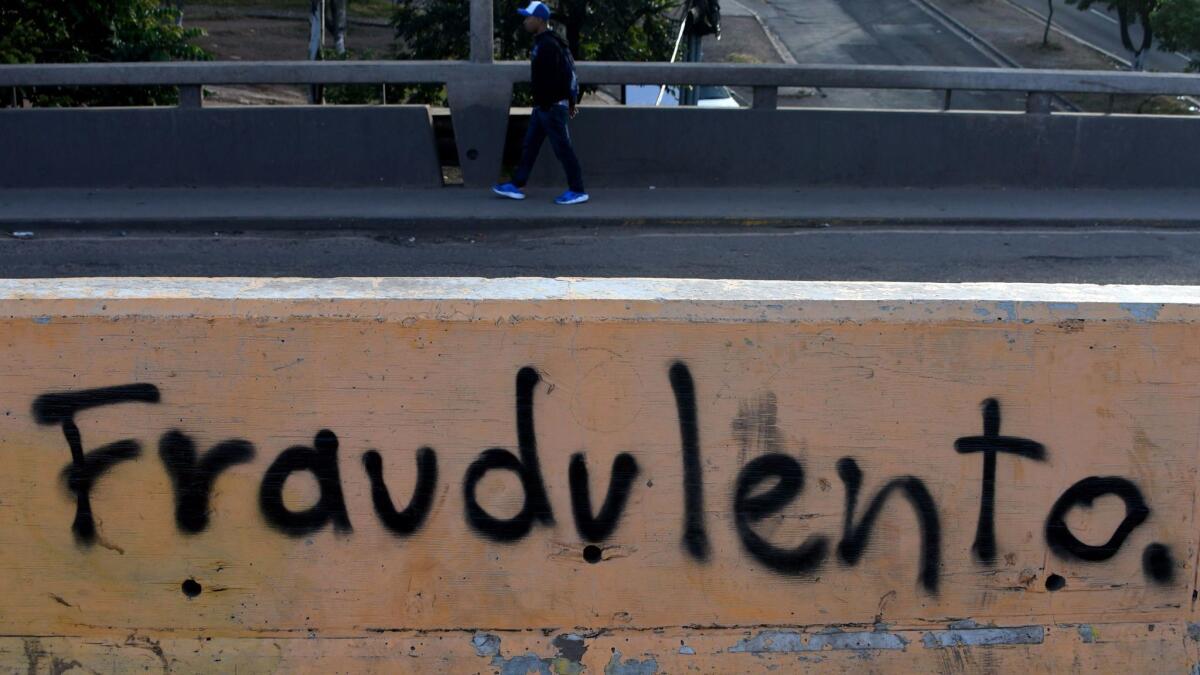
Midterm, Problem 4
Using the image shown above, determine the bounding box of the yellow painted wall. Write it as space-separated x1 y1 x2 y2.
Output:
1 278 1198 673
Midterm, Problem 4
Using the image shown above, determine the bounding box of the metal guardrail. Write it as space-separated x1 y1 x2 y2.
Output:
1 61 1198 93
3 61 1200 112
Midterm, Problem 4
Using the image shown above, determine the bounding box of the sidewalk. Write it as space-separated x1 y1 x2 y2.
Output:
4 187 1200 231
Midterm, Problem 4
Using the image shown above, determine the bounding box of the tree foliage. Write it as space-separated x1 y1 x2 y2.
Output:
388 0 678 104
1153 0 1200 69
1067 0 1200 70
0 0 209 107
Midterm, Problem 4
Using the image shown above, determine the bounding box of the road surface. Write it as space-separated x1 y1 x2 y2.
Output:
1006 0 1195 72
722 0 1024 110
6 225 1200 284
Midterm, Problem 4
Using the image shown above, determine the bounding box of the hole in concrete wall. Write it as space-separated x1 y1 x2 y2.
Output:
466 148 479 161
1045 574 1065 591
583 545 602 564
182 578 202 598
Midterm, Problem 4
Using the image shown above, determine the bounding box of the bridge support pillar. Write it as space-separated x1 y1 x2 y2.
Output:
447 77 512 188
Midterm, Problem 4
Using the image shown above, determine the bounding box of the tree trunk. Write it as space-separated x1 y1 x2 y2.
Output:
1042 0 1054 46
560 0 585 58
1118 6 1153 71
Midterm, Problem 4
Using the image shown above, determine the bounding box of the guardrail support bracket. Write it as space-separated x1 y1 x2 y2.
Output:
752 86 777 110
178 85 203 109
1025 91 1052 115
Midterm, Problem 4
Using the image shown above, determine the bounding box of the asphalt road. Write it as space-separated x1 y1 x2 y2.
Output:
5 225 1200 284
1006 0 1195 72
724 0 1024 110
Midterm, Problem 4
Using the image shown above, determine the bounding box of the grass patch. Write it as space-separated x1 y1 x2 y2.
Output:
726 52 764 64
190 0 395 20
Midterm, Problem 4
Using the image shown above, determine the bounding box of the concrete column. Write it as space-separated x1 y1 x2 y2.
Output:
471 0 494 64
447 78 513 188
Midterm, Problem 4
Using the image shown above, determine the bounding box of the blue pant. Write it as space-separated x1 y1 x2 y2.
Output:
512 105 585 194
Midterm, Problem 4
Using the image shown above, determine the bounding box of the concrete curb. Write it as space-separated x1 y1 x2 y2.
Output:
5 276 1200 306
910 0 1081 111
8 213 1200 232
1000 0 1134 68
7 188 1200 232
999 0 1200 111
908 0 1021 69
722 0 797 66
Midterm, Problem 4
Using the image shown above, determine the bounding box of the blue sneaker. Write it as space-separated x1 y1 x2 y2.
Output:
555 190 589 205
492 183 525 200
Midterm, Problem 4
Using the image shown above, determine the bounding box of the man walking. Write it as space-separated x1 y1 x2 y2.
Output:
493 1 589 205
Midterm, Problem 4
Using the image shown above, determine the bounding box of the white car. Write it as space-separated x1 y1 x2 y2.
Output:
623 84 741 108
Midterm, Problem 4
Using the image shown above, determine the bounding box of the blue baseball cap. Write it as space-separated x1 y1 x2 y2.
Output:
518 1 551 20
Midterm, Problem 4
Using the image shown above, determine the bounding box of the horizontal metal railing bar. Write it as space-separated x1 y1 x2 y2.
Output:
2 61 1199 96
0 61 519 86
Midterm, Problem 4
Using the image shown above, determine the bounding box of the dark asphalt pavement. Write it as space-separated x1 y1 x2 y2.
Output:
1006 0 1195 72
4 225 1200 284
728 0 1024 110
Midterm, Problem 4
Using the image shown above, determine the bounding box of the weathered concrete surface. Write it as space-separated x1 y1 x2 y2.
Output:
0 106 442 188
2 278 1200 672
6 186 1200 230
7 104 1200 191
524 108 1200 189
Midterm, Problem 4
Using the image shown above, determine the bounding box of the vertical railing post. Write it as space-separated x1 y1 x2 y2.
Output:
752 86 777 110
178 85 203 108
1025 91 1052 114
681 34 702 106
471 0 494 64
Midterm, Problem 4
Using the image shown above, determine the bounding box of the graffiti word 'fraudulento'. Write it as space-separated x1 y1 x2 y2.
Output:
31 363 1175 593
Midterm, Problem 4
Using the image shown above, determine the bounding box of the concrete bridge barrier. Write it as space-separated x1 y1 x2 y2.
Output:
6 103 1199 191
525 107 1200 189
5 62 1200 190
2 277 1199 672
2 106 442 188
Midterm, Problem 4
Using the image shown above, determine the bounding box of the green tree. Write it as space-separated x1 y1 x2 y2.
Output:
1067 0 1200 70
1066 0 1156 69
388 0 677 104
1153 0 1200 70
1 0 209 107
